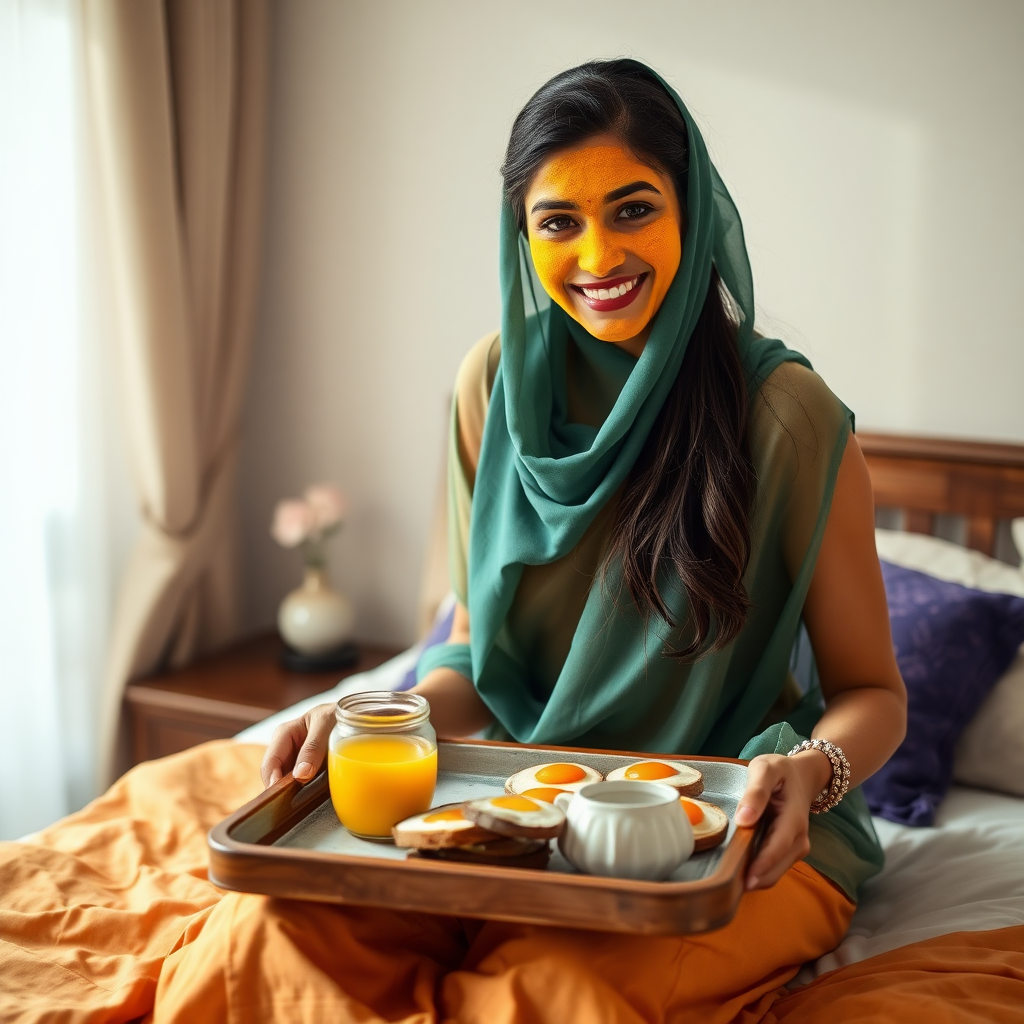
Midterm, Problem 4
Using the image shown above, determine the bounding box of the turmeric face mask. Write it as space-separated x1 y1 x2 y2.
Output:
524 138 682 349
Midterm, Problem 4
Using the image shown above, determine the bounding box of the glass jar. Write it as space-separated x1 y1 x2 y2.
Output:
327 691 437 841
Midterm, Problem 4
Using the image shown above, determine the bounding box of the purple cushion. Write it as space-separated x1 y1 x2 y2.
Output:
862 562 1024 826
397 602 457 692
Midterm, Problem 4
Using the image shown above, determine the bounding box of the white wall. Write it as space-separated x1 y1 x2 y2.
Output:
237 0 1024 647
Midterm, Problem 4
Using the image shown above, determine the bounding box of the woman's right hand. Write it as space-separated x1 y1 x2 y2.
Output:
259 663 494 788
260 703 337 788
261 603 489 789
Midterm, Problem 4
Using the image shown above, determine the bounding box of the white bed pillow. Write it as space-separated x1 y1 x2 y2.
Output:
874 521 1024 797
874 523 1024 597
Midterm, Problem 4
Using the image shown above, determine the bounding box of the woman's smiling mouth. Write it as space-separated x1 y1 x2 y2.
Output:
570 272 648 312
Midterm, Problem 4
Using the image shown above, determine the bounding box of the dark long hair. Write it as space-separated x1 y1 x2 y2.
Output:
500 60 756 660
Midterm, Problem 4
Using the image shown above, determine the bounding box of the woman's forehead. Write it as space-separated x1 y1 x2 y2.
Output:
526 140 670 210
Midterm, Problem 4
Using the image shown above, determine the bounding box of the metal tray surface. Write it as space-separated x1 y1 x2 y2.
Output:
276 743 747 883
208 739 762 935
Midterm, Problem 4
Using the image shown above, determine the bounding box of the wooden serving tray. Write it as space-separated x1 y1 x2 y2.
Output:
208 739 764 935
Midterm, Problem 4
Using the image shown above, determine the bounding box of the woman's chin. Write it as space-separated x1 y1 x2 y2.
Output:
561 292 654 346
575 313 650 346
548 292 652 347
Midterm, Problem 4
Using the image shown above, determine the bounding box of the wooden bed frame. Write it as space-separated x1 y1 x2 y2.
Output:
859 432 1024 557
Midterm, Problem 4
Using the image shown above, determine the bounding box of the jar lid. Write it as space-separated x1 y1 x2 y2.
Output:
335 691 430 731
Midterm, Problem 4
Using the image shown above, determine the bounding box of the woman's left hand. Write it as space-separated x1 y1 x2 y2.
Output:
733 750 831 891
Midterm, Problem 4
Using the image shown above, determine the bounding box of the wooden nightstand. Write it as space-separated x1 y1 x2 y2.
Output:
124 633 403 765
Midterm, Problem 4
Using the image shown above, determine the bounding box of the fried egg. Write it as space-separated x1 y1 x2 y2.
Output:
463 794 566 838
505 762 602 796
604 760 704 796
519 787 570 804
680 797 729 852
679 796 705 826
392 803 499 849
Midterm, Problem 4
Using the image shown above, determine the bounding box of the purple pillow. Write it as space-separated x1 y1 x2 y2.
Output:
397 602 456 691
862 562 1024 826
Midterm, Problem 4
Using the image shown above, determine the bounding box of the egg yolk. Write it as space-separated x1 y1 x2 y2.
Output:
535 763 587 785
680 798 705 826
624 762 679 781
521 787 569 803
423 808 466 823
490 795 541 812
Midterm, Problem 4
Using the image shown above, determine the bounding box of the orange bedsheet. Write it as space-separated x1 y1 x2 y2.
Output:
767 926 1024 1023
1 741 1021 1024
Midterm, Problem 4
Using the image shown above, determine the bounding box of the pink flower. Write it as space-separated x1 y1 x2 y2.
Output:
305 484 348 532
271 499 313 548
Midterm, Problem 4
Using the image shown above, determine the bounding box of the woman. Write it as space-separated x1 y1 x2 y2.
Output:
260 59 906 1019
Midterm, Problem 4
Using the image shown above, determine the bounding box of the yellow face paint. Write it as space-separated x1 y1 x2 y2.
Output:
524 138 682 349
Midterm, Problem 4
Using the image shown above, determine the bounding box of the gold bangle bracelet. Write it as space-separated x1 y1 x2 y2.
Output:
787 738 851 814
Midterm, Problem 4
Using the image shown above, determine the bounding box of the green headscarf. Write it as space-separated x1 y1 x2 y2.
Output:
419 60 882 898
465 62 811 747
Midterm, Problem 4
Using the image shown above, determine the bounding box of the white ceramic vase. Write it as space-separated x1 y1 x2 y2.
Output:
277 566 355 655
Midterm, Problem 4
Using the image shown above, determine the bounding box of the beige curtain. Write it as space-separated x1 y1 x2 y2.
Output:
83 0 269 781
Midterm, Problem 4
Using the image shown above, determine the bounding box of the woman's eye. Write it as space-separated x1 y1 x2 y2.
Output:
538 215 576 234
617 202 654 221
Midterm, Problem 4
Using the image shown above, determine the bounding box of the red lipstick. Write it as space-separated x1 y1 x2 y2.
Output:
570 272 648 312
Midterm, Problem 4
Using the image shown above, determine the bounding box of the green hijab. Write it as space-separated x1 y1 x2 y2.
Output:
419 61 882 897
466 63 810 746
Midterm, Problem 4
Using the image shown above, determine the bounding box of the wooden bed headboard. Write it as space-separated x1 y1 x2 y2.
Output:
859 432 1024 557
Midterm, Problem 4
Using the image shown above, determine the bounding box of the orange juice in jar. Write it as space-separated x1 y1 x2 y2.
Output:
328 692 437 840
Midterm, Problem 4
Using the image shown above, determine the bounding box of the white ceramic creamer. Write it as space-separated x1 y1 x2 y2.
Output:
554 781 694 880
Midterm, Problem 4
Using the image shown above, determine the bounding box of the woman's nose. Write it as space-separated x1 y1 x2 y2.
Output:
576 224 625 278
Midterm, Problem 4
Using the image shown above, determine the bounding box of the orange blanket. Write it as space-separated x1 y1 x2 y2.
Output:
1 741 1021 1023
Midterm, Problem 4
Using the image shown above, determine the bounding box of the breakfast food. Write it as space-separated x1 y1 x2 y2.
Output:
517 787 569 803
412 837 551 870
392 803 499 850
439 836 548 858
462 794 566 839
504 762 603 797
604 760 704 797
394 796 562 870
395 792 564 841
680 797 729 852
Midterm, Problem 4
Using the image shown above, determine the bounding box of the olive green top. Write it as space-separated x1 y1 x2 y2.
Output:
420 329 883 900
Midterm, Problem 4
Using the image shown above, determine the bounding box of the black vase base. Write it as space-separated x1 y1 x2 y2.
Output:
279 640 360 673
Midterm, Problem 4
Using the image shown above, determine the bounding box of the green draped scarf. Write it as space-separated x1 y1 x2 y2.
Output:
419 61 882 898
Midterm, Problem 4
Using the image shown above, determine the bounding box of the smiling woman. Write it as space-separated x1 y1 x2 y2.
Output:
253 57 907 1022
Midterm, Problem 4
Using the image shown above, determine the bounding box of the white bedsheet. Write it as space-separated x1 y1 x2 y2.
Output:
795 785 1024 982
234 654 1024 976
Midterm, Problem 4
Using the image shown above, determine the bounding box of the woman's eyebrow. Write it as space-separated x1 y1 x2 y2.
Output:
604 180 662 203
530 198 581 214
529 180 662 216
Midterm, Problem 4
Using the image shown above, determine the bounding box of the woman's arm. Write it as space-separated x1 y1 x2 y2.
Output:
260 603 490 787
409 603 494 736
736 433 907 889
